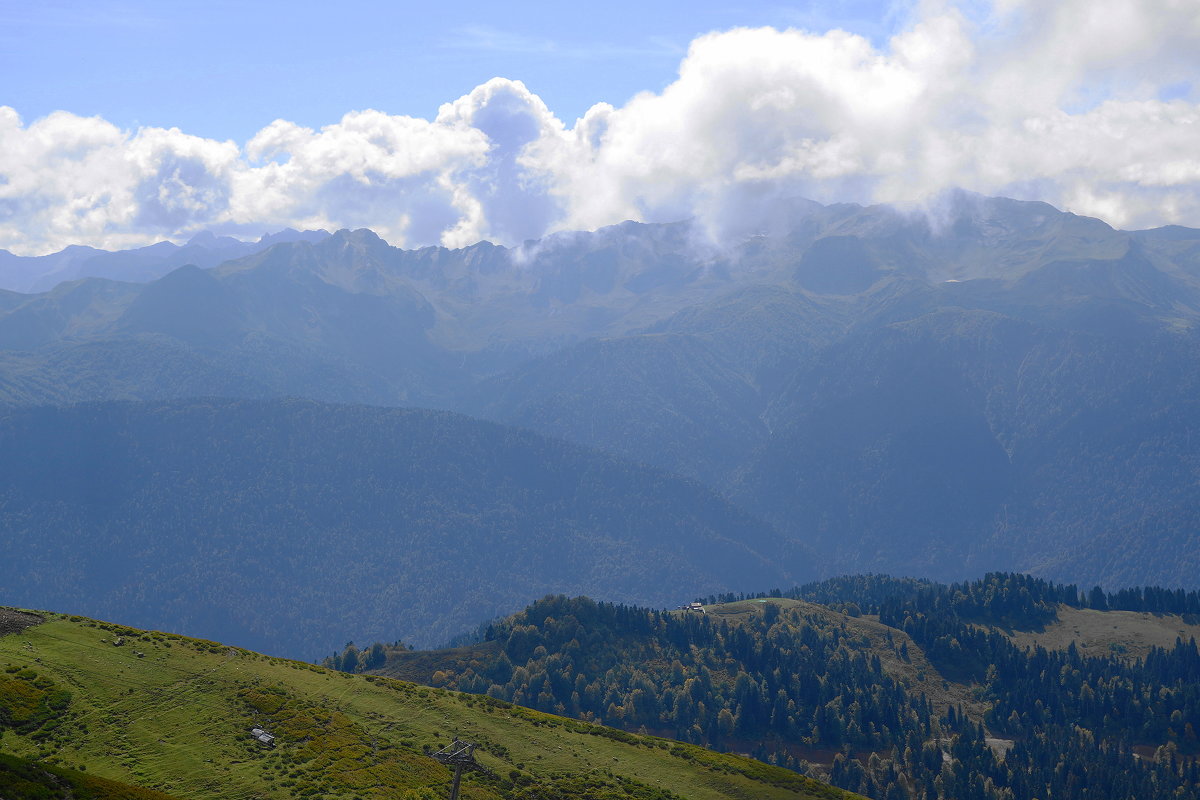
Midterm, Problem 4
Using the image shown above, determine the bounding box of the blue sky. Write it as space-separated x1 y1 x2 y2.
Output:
2 0 907 142
2 0 1199 254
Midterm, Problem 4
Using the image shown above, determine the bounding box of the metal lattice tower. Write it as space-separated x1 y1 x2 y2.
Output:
430 738 493 800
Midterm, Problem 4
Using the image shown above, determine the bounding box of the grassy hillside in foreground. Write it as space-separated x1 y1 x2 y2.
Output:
0 751 184 799
0 610 860 800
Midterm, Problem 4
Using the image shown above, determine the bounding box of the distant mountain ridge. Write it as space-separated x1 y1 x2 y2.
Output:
0 227 330 293
4 192 1200 595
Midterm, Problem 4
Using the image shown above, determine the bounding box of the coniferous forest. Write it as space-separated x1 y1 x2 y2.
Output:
335 574 1200 800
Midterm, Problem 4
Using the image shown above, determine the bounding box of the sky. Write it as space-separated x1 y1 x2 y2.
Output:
1 0 1198 255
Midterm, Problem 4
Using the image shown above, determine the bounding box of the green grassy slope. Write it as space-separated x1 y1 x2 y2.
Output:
0 751 184 799
0 611 860 800
1001 604 1200 660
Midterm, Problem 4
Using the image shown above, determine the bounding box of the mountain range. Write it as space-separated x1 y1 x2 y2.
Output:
4 190 1200 654
0 228 330 294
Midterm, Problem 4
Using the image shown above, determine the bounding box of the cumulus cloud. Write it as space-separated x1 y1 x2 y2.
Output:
0 108 239 252
433 79 566 247
534 0 1200 237
235 109 489 246
2 0 1199 254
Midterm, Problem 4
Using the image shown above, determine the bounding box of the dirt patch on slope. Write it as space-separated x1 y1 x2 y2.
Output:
0 608 44 637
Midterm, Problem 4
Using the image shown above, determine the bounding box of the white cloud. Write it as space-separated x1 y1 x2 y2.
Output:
433 78 566 247
0 108 239 252
534 0 1200 235
234 109 491 247
2 0 1200 255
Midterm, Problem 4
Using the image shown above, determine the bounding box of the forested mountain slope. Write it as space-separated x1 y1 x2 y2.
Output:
349 573 1200 800
0 399 800 657
737 306 1200 584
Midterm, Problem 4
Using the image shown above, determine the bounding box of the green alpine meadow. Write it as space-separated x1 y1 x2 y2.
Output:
0 608 858 800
